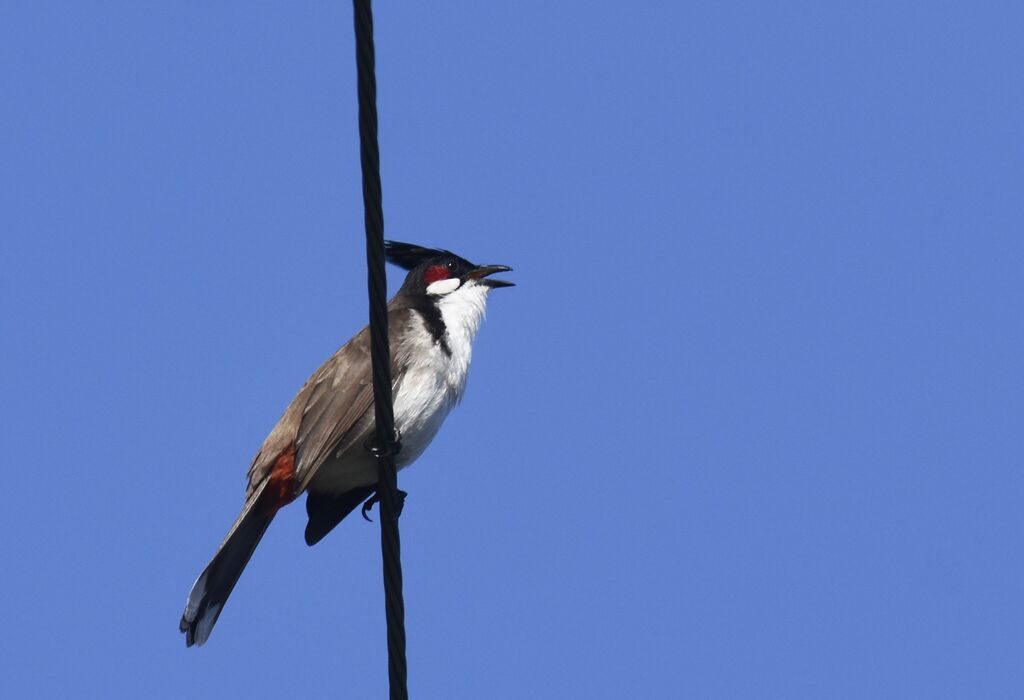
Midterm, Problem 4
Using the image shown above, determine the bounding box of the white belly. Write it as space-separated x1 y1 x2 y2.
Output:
309 331 470 494
392 344 465 466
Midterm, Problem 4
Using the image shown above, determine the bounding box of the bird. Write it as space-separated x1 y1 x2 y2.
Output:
179 240 513 647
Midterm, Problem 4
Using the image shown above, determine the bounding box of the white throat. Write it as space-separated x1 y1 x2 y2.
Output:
436 281 490 356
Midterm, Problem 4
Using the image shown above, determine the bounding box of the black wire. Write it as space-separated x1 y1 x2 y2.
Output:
353 1 408 698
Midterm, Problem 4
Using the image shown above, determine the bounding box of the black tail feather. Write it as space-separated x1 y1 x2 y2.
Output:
180 486 274 647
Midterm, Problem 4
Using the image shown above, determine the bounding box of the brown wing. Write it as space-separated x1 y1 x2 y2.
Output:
291 327 377 490
245 307 415 499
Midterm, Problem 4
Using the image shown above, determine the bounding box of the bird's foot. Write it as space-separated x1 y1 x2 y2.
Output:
361 489 408 522
363 430 403 458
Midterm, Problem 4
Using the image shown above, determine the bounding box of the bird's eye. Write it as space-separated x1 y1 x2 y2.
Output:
446 259 458 271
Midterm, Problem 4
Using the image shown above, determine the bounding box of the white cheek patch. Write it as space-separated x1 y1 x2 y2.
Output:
426 277 461 296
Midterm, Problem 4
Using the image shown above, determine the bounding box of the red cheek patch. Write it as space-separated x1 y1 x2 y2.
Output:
423 265 450 285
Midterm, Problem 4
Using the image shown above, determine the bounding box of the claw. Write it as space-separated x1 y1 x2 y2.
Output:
361 493 379 522
361 489 408 522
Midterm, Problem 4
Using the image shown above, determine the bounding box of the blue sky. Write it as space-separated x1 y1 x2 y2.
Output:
2 2 1022 697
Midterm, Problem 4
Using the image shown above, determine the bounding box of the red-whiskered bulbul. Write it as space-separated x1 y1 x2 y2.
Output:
179 241 513 646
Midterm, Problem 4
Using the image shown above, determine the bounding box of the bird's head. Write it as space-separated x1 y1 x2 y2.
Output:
386 241 514 299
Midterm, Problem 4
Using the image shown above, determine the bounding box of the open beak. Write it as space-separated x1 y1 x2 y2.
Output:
467 264 514 288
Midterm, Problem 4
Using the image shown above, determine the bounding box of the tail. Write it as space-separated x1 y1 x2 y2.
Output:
180 481 274 647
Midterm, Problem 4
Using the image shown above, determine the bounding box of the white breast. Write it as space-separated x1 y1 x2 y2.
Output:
393 282 490 467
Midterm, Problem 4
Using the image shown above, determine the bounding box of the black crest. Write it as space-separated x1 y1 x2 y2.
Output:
384 241 456 270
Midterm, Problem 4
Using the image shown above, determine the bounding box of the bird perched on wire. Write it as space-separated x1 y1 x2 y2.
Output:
180 241 513 646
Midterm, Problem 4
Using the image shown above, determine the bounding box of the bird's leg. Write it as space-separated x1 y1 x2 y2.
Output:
361 428 406 522
361 489 408 522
